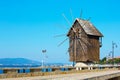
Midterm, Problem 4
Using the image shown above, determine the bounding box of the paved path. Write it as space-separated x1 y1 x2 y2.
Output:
0 70 120 80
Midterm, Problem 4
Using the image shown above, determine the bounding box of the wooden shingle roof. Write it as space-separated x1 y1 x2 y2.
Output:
67 18 103 37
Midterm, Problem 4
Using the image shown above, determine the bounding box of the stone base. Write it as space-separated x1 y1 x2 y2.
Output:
75 62 93 70
75 62 88 67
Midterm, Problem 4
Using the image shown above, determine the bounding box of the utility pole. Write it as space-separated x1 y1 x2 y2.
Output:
112 41 117 66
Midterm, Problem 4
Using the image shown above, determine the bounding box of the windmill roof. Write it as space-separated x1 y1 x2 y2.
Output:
67 18 103 37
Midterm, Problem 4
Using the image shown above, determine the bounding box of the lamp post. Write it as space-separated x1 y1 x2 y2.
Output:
112 41 117 66
42 50 46 67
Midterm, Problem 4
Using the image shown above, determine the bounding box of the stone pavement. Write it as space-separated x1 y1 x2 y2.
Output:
0 70 120 80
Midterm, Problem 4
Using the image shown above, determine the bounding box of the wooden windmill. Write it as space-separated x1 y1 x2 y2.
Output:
67 18 103 64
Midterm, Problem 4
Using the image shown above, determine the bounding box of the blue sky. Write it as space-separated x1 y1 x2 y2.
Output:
0 0 120 63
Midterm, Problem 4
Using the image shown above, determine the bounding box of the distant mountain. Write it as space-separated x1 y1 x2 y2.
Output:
0 58 41 65
0 58 72 68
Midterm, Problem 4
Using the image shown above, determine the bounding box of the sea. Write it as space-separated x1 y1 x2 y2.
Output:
0 64 40 68
0 63 71 74
0 64 41 73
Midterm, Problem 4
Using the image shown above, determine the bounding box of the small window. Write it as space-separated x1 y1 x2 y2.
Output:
99 37 102 47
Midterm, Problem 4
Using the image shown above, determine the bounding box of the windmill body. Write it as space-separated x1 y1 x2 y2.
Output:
67 18 103 64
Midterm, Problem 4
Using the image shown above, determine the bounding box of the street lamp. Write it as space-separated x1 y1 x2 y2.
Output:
42 49 47 67
112 41 117 65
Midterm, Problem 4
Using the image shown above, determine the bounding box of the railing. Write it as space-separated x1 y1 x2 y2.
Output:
0 65 119 78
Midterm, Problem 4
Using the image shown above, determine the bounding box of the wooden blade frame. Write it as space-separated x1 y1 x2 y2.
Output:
54 34 66 38
58 38 68 47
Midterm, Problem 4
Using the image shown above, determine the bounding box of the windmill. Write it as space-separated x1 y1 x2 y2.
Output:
57 10 103 67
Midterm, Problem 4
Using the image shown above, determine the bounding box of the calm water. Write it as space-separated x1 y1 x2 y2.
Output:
0 64 41 68
0 63 71 74
0 65 41 74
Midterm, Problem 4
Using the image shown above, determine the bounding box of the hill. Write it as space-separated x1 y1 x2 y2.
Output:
0 58 40 65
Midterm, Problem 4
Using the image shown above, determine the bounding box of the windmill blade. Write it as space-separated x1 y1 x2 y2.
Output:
70 25 76 33
66 46 73 54
79 36 91 47
70 38 74 49
58 38 68 47
72 27 76 33
78 38 90 47
71 17 91 35
80 9 83 19
68 38 74 54
65 48 71 54
71 25 88 46
57 25 69 30
82 17 91 27
62 13 71 26
77 39 87 57
65 50 69 54
72 27 91 47
54 34 66 38
70 8 74 22
77 39 89 61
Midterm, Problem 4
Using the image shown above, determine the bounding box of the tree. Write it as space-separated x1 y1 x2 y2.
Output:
99 57 106 64
100 57 120 64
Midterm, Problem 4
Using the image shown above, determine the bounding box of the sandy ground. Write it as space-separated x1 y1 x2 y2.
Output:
0 70 120 80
